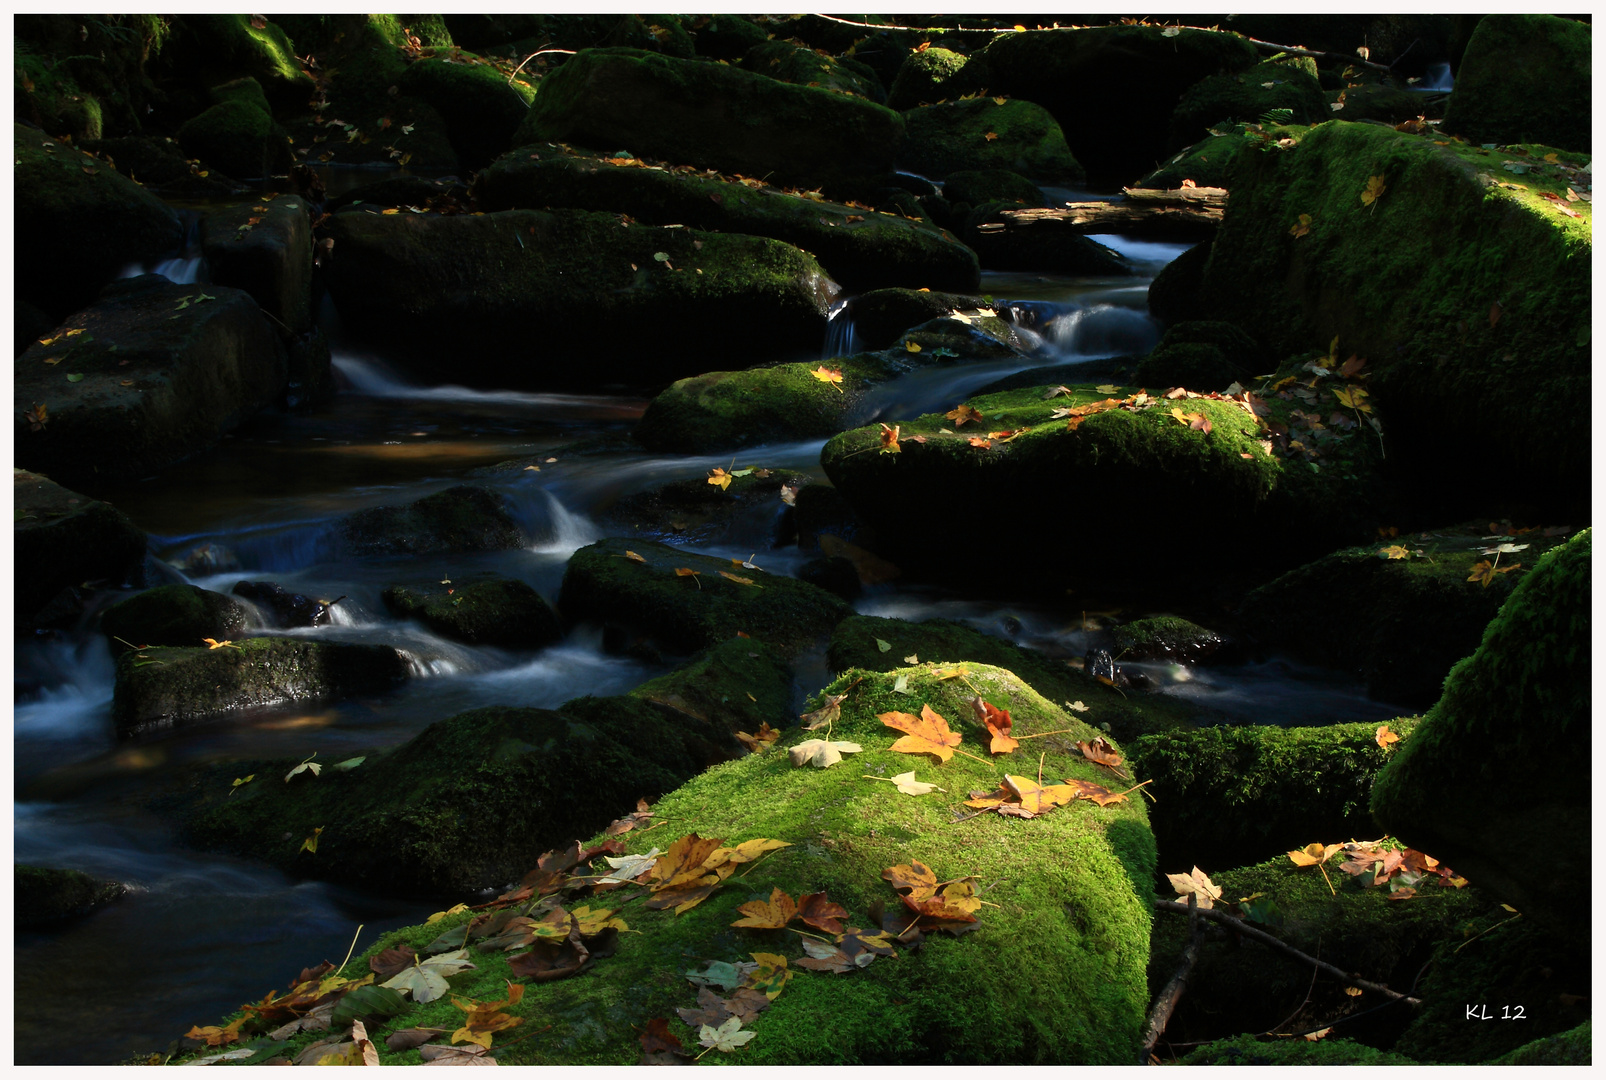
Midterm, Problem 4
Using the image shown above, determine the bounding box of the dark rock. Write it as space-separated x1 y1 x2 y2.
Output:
797 556 862 600
99 584 248 650
943 168 1046 209
231 580 344 628
597 469 808 548
901 98 1084 185
847 287 992 350
886 46 969 111
1135 320 1261 392
113 636 412 736
157 15 317 114
338 485 527 558
1146 240 1211 325
1442 15 1591 152
15 300 53 359
14 279 289 490
325 175 470 214
1135 133 1246 190
77 134 247 199
382 575 562 649
691 14 770 60
201 193 315 332
14 470 148 624
15 865 127 927
1169 59 1328 150
176 97 294 181
396 56 535 172
961 203 1133 274
738 40 883 101
1108 616 1224 664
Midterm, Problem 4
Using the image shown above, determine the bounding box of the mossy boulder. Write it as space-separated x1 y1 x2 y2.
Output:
943 168 1046 209
338 485 527 558
176 97 294 180
14 278 289 490
628 636 794 740
1108 616 1223 664
381 576 561 650
1370 530 1590 943
1196 121 1590 517
15 865 127 928
474 148 979 294
1488 1020 1592 1066
320 208 835 388
820 382 1385 590
738 40 883 100
14 122 184 321
159 14 315 114
99 584 248 650
1177 1035 1418 1066
1145 241 1210 326
175 695 744 896
901 98 1084 185
395 55 535 172
559 538 853 658
691 14 771 60
1128 719 1423 873
597 466 809 548
76 134 246 199
1332 82 1440 125
113 636 412 736
1169 60 1328 150
961 206 1133 274
1442 15 1591 152
326 175 471 214
1149 850 1489 1048
514 47 905 194
1134 320 1264 392
200 194 314 333
885 46 969 111
14 469 147 624
845 287 993 350
1135 132 1247 190
183 663 1159 1063
632 312 1023 454
1237 527 1575 709
959 27 1261 187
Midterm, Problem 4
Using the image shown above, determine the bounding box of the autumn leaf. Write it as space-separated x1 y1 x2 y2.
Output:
799 691 847 731
788 738 862 768
1060 777 1132 806
735 722 780 752
1289 842 1343 894
674 567 702 589
984 131 998 141
969 696 1018 755
1332 386 1372 413
1375 724 1402 751
1166 866 1223 909
1339 354 1368 378
300 826 324 853
863 770 946 797
285 752 322 782
202 637 240 650
596 847 659 884
381 949 477 1004
945 404 984 427
1002 774 1083 815
810 366 844 392
730 887 798 930
879 423 901 454
708 468 733 491
879 704 964 762
719 570 762 587
1467 559 1520 586
1288 213 1312 238
1379 545 1412 560
450 983 525 1049
795 891 849 934
699 1016 755 1054
186 1016 247 1047
967 437 992 449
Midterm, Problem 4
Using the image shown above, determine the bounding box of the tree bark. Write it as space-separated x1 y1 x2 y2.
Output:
975 189 1226 244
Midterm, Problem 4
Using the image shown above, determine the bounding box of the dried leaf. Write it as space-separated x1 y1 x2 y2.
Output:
1360 174 1387 206
735 722 780 752
1288 842 1343 866
1166 866 1223 909
1376 724 1401 749
968 696 1018 755
800 692 847 731
810 366 844 392
707 467 733 491
699 1016 755 1053
879 705 963 762
879 423 901 454
944 404 984 427
731 887 798 929
788 739 862 768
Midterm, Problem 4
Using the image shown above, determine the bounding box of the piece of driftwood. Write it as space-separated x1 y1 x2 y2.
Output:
1142 892 1203 1060
974 188 1226 244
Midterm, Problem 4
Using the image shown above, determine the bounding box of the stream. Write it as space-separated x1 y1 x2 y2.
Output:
13 195 1399 1064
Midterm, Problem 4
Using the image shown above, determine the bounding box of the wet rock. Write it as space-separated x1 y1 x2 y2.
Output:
943 168 1047 209
200 193 314 332
325 175 471 214
1371 529 1591 944
176 95 294 181
382 575 561 649
1145 240 1210 326
688 13 770 60
396 55 535 172
1442 15 1591 152
113 636 412 736
559 537 852 658
232 580 343 628
961 203 1133 274
338 485 527 558
14 470 146 624
474 148 979 294
77 134 248 199
1329 82 1443 125
1108 616 1225 664
1196 120 1590 517
797 555 861 600
14 278 289 490
597 467 807 548
628 636 794 741
512 47 904 194
14 121 184 321
886 45 970 110
320 208 835 388
15 865 128 928
99 584 248 649
1168 59 1327 150
845 287 993 350
901 98 1084 185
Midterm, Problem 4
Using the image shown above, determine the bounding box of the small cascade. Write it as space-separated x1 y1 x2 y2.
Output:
1040 304 1161 359
120 209 207 284
1413 62 1454 92
331 351 644 416
823 299 858 360
530 490 603 556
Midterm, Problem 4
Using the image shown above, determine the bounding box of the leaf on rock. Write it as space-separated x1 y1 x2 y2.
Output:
887 770 944 796
967 436 992 449
1360 174 1387 206
1077 736 1125 773
945 404 984 427
800 691 847 730
810 366 844 393
879 704 963 762
1376 724 1401 749
735 722 781 752
732 887 798 929
719 570 762 587
285 753 322 782
788 738 862 768
1288 842 1343 867
506 928 589 983
685 960 754 993
1379 545 1412 560
968 696 1018 755
710 838 792 866
622 550 647 563
707 467 733 491
676 985 734 1028
449 983 525 1048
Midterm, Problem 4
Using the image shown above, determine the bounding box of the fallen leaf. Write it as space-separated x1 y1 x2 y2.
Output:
382 950 477 1004
879 423 901 454
967 437 992 449
879 704 963 762
799 692 847 731
1376 724 1401 749
968 696 1018 755
788 739 863 768
719 570 761 587
1166 866 1223 909
707 467 733 491
795 891 849 934
1289 213 1312 238
810 366 844 392
732 887 798 929
699 1016 755 1053
1379 545 1412 560
285 752 321 782
735 722 780 752
945 404 984 427
1360 174 1387 206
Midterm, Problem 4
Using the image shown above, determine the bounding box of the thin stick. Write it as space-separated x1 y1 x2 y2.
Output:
1153 900 1421 1004
506 46 573 87
1037 751 1045 788
1263 935 1321 1035
952 746 994 766
1141 893 1200 1058
1455 911 1521 954
1110 778 1154 800
335 923 365 977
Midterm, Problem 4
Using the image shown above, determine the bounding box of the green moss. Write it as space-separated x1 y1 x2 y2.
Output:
741 40 882 99
339 485 525 557
1488 1021 1591 1066
1129 718 1422 872
14 469 148 622
1443 15 1591 151
395 54 533 171
99 583 247 649
1177 1033 1419 1065
901 97 1084 184
1169 60 1328 149
381 576 560 649
943 168 1043 208
176 98 289 178
172 14 315 110
1108 616 1220 662
629 636 793 738
1370 530 1590 940
207 75 271 116
885 46 969 110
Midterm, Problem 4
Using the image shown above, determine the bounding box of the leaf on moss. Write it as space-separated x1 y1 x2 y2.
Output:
1166 866 1223 909
1360 174 1387 206
1376 724 1401 749
969 696 1018 755
708 467 733 491
879 423 901 454
789 738 863 768
945 404 984 427
795 891 849 934
732 887 798 929
799 691 847 731
1288 842 1343 867
1289 213 1312 238
879 704 963 762
810 365 844 392
699 1016 755 1053
735 722 780 752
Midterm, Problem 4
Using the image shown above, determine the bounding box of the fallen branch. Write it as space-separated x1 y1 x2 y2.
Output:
1153 900 1422 1005
1141 893 1201 1059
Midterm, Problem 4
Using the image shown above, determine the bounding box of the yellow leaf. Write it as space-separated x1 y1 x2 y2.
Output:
300 826 324 854
1360 174 1387 206
905 340 921 353
707 467 733 491
810 365 844 392
1376 724 1401 748
623 550 646 563
719 570 761 586
992 96 1006 104
1380 545 1411 560
1287 842 1342 866
1289 213 1312 238
879 422 901 454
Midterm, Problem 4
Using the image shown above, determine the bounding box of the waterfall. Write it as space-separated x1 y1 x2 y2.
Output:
823 299 858 360
530 490 602 556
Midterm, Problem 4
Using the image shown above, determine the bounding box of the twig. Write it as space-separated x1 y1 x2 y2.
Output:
1141 893 1201 1059
1153 900 1421 1004
334 923 365 977
1455 910 1521 954
507 45 573 88
1016 727 1076 740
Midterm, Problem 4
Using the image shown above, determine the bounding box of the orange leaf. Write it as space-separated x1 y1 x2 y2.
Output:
735 722 780 752
878 705 962 762
1076 737 1124 771
879 423 901 454
967 437 992 449
796 891 848 935
731 887 797 929
1376 724 1401 749
1288 213 1312 238
1288 842 1343 866
944 404 984 427
1003 774 1082 814
969 697 1017 754
810 365 844 392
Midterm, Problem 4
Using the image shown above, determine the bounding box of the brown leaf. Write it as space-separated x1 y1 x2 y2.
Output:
969 696 1018 755
387 1028 450 1052
639 1016 689 1062
675 986 733 1028
507 927 589 982
1076 737 1124 771
945 404 985 427
370 946 419 980
735 722 780 752
731 886 798 929
796 891 848 935
800 692 847 731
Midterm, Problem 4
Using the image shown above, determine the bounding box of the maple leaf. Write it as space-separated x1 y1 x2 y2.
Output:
596 847 660 884
708 467 733 491
945 404 984 427
1166 866 1223 909
879 423 901 454
731 887 798 930
984 131 998 141
1467 559 1520 586
1003 774 1084 815
735 722 780 752
788 738 862 768
810 366 844 392
674 567 702 589
1379 545 1412 560
640 1017 691 1065
968 696 1018 754
1289 842 1343 894
879 705 964 762
450 983 525 1049
1360 174 1387 207
1059 778 1131 806
381 949 476 1004
866 770 945 797
1077 736 1126 775
699 1016 755 1054
967 437 992 449
719 570 762 587
799 691 847 731
1376 724 1401 749
1289 213 1312 238
795 891 849 935
1332 386 1372 413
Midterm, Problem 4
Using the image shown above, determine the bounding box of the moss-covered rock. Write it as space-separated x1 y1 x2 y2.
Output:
943 168 1046 209
515 48 905 194
1371 530 1590 943
1331 82 1441 125
99 584 248 650
691 13 771 60
845 287 993 350
1146 241 1210 326
181 663 1158 1063
14 122 184 321
14 469 147 624
628 636 794 740
1487 1020 1591 1065
1149 850 1489 1048
76 134 246 199
901 98 1084 185
1196 121 1590 517
176 97 294 180
231 580 342 628
320 208 836 388
1169 60 1328 150
14 278 289 490
959 27 1261 187
885 45 970 111
559 537 852 658
381 575 561 650
1108 616 1223 664
596 466 808 547
1237 527 1575 709
1177 1034 1419 1065
1135 132 1247 190
474 148 979 294
338 485 527 558
1134 320 1264 392
738 39 883 101
1442 15 1591 152
395 54 535 171
820 382 1385 590
113 636 411 736
15 865 127 928
200 193 314 333
159 14 315 114
1129 719 1423 872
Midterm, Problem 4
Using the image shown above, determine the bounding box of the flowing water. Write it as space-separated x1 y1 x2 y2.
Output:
14 210 1401 1062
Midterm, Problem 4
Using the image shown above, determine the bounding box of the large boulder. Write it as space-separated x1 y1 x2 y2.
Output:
512 47 905 194
1195 121 1590 517
559 537 853 657
320 208 836 388
13 122 184 321
15 865 127 928
901 98 1085 185
738 39 884 100
338 485 527 558
596 465 810 548
474 148 979 294
1168 59 1327 150
395 55 536 171
1371 530 1590 944
112 636 412 736
176 91 293 180
1135 132 1248 190
959 26 1261 187
200 193 314 332
885 45 970 110
14 469 147 624
381 575 562 649
14 278 289 490
99 584 249 649
156 14 316 115
961 206 1133 274
1441 15 1591 152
